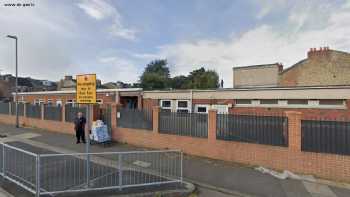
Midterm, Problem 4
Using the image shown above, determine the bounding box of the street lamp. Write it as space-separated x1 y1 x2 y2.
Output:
6 35 19 128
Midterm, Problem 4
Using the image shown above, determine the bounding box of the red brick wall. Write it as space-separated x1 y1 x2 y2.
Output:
142 98 159 111
112 106 350 182
20 93 116 104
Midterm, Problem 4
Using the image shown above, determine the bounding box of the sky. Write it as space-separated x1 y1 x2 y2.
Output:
0 0 350 87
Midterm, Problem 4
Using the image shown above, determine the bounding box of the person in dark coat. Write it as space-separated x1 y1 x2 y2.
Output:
74 112 86 144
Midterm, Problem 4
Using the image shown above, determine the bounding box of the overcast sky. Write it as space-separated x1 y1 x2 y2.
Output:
1 0 350 87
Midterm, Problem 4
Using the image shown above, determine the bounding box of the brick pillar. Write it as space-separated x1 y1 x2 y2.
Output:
115 103 123 128
152 106 160 133
286 111 302 152
111 103 117 129
137 95 142 110
41 104 45 120
61 105 66 122
208 109 217 142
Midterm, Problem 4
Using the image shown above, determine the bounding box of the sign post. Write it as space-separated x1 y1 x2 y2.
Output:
76 74 97 188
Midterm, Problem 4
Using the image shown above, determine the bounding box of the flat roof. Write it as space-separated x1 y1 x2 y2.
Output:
15 88 142 95
143 85 350 93
233 63 279 70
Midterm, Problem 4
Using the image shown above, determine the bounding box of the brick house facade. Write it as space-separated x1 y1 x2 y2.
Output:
233 47 350 88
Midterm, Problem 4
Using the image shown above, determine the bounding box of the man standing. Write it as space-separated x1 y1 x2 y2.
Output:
74 112 86 144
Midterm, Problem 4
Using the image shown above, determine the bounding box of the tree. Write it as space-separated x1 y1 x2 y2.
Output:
186 67 219 89
140 60 170 90
170 75 188 89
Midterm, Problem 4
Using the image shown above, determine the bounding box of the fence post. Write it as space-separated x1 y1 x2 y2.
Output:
118 153 123 190
36 154 40 197
61 104 66 122
23 103 27 118
8 102 11 115
2 145 5 177
208 109 217 142
40 104 45 120
152 106 160 133
286 111 302 152
111 104 117 129
137 95 142 110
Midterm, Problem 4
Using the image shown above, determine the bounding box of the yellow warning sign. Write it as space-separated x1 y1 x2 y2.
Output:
76 74 97 104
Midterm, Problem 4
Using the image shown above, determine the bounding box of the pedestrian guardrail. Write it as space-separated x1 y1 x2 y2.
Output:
0 143 182 196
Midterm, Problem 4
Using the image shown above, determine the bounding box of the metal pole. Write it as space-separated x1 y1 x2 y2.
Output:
36 155 40 197
15 37 19 128
86 104 91 188
118 154 122 190
2 146 5 177
180 151 183 182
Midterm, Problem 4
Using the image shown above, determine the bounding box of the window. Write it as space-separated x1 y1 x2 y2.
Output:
319 100 344 106
160 100 172 111
161 100 171 108
176 100 190 113
39 99 45 105
236 99 252 105
260 99 278 105
66 99 73 106
56 99 62 106
287 99 308 105
195 105 209 113
47 99 53 105
34 99 39 105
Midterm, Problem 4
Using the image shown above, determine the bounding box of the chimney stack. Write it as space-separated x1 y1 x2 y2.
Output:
307 46 330 59
276 63 283 72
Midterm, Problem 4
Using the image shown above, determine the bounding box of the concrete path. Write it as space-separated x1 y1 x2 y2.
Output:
1 124 350 197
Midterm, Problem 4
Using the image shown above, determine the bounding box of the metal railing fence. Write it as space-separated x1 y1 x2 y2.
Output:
100 105 112 137
26 104 42 119
117 108 153 130
0 102 9 114
11 102 24 116
65 105 87 122
159 112 208 138
44 105 62 121
302 119 350 155
217 113 288 147
0 143 182 196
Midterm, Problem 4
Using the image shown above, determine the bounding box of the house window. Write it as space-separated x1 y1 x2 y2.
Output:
97 99 103 104
236 99 252 105
287 99 308 105
319 100 344 106
176 100 190 113
66 99 73 106
56 99 62 106
39 99 45 105
34 99 39 105
47 99 53 106
195 105 209 113
160 100 172 112
260 99 278 105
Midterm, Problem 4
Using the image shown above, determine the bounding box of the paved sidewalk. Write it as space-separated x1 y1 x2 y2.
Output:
1 124 350 197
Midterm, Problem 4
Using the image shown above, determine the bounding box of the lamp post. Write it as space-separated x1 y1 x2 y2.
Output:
6 35 19 128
